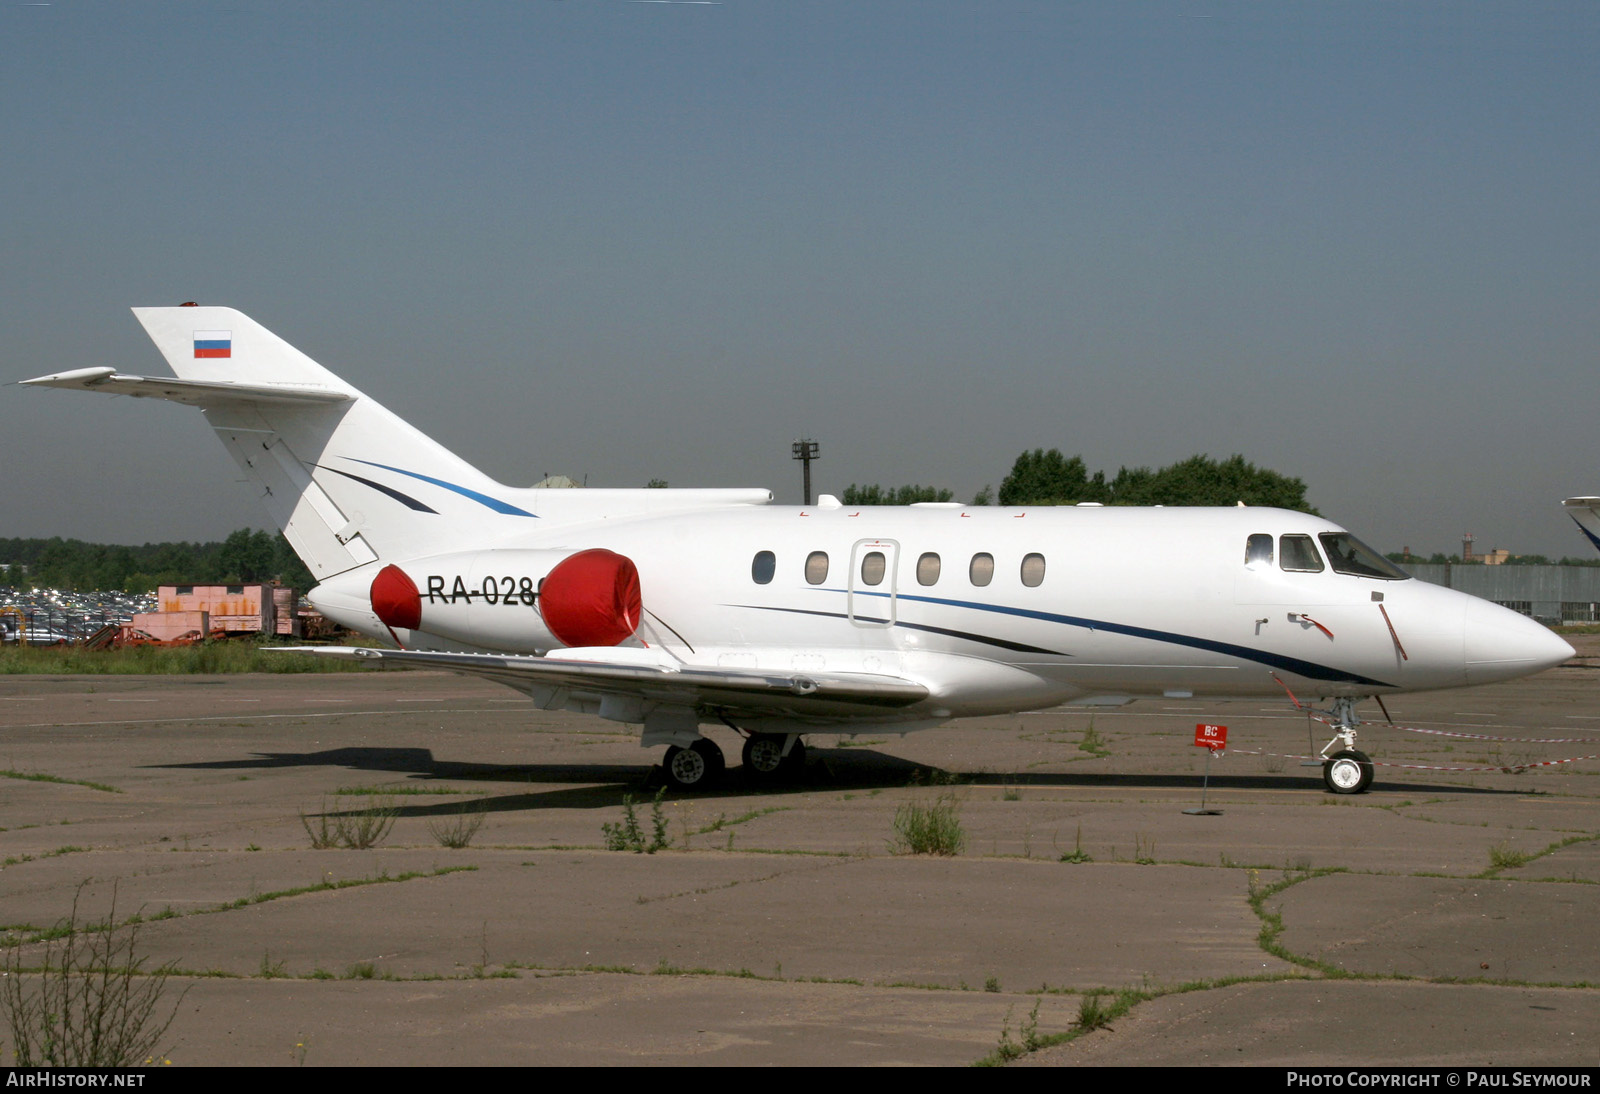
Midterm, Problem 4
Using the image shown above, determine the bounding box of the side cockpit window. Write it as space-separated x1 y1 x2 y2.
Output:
1279 535 1325 573
1245 533 1273 569
1319 533 1409 580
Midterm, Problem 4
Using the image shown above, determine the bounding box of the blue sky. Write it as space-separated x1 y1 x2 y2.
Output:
4 1 1597 557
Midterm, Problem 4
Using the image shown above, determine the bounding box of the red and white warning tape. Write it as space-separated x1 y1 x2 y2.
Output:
1302 711 1599 745
1229 746 1600 775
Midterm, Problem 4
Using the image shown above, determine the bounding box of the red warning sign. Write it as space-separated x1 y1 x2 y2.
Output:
1194 723 1228 751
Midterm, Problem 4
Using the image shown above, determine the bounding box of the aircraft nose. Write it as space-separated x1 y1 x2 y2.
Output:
1463 598 1574 684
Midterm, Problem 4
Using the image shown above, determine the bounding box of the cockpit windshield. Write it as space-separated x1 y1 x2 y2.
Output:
1318 533 1410 581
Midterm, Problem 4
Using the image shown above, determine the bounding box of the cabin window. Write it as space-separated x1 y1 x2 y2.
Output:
1279 535 1325 573
916 553 941 586
1319 533 1409 580
1245 534 1273 569
1020 553 1046 587
805 551 829 585
969 553 994 587
752 551 776 584
860 551 886 586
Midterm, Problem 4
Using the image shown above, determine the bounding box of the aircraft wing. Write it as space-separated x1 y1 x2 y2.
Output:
282 646 930 720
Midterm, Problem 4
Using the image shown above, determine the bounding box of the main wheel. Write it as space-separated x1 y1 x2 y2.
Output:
663 738 725 791
1323 749 1373 795
741 734 805 783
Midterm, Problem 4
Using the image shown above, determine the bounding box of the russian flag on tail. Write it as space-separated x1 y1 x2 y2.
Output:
193 330 232 358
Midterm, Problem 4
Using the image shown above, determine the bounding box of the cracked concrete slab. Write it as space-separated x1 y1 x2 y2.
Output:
2 657 1598 1066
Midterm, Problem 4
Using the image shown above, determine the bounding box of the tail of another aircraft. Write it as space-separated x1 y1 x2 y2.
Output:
1563 497 1600 555
23 307 772 582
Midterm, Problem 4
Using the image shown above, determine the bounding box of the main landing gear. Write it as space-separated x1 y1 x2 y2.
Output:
1318 696 1374 795
657 729 808 792
662 738 726 791
740 733 806 785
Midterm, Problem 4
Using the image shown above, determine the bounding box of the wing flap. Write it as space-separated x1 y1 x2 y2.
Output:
279 646 929 718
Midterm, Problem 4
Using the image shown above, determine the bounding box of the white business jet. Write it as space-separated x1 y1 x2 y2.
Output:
23 307 1573 794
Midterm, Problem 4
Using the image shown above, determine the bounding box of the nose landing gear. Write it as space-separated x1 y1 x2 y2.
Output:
1318 697 1374 795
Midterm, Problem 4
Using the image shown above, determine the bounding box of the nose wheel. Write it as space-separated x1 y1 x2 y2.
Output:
1317 697 1376 795
662 737 726 791
1322 749 1373 794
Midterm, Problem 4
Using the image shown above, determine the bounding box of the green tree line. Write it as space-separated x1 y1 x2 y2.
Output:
0 529 314 593
842 451 1317 512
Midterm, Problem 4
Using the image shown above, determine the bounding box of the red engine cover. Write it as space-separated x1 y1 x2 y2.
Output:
539 548 642 647
370 564 422 631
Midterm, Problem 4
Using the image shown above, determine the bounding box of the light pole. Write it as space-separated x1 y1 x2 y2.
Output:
791 439 820 507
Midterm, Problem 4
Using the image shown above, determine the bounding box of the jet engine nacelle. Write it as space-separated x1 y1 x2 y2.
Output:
352 547 642 652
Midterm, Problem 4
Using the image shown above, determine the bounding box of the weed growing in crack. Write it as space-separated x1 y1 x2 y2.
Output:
427 802 487 848
1 886 187 1066
301 796 397 850
602 788 671 853
888 793 965 856
1058 823 1092 864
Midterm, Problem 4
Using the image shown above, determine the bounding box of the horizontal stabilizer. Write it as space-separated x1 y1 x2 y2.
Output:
19 367 351 407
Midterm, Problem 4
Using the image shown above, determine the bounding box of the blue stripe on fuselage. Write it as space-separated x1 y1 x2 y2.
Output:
833 588 1392 687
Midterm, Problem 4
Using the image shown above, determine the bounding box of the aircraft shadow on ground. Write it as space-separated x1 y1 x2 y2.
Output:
150 745 1521 812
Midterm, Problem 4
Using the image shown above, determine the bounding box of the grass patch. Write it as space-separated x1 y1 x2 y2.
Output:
0 638 380 675
1078 718 1109 758
1247 866 1351 974
208 867 475 918
1486 843 1532 872
0 770 121 794
334 785 484 797
1477 833 1599 878
692 806 790 836
888 793 965 856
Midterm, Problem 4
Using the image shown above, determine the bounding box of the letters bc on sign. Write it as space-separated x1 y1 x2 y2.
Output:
1194 723 1228 751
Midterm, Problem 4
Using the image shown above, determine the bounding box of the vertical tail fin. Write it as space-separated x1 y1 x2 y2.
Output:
27 307 539 579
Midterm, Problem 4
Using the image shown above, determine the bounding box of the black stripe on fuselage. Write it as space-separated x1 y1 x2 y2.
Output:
318 466 439 513
732 604 1068 656
839 588 1393 687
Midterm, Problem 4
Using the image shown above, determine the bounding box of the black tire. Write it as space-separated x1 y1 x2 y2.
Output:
664 738 725 791
741 734 805 783
1323 748 1373 795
